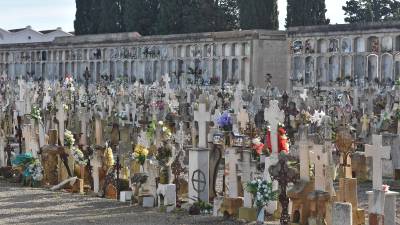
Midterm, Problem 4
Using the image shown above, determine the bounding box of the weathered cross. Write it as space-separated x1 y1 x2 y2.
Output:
365 134 391 190
194 103 211 148
298 125 310 181
56 102 67 146
309 144 328 192
264 100 285 155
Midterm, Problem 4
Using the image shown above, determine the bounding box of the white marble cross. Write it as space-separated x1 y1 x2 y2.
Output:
194 103 211 148
264 100 284 155
309 144 328 192
298 125 310 181
56 102 67 146
365 134 391 190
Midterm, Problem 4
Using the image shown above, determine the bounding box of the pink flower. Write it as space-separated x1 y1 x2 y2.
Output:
382 185 390 192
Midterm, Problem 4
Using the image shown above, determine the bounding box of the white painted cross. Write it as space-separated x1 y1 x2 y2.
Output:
365 135 391 190
194 103 211 148
264 100 284 155
298 125 310 181
56 102 67 146
309 144 328 192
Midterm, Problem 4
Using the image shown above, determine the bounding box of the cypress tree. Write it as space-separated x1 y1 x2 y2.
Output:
286 0 330 28
343 0 395 23
74 0 95 35
123 0 160 35
238 0 279 30
97 0 125 34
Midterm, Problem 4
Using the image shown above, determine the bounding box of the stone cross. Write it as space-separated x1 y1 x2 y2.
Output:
79 108 89 147
239 149 257 208
0 132 5 167
264 100 284 155
298 125 310 181
56 102 67 146
225 147 239 198
18 79 25 101
309 144 328 192
194 103 211 148
365 134 391 190
237 108 249 131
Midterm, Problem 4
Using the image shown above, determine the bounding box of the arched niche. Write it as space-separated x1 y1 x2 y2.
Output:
367 54 379 82
305 39 315 54
368 36 380 53
381 36 393 52
394 54 400 80
329 39 339 53
341 55 352 79
381 54 393 83
232 58 239 82
354 55 365 85
241 57 250 84
355 37 365 53
293 56 304 83
328 55 340 82
222 59 229 84
342 38 352 53
292 40 303 54
305 56 314 85
396 36 400 52
317 39 328 54
317 56 327 85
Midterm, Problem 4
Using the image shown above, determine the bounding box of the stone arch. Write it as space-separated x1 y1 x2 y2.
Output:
317 39 328 53
328 39 339 53
231 43 237 56
123 61 129 77
317 56 327 85
382 36 393 52
222 59 228 83
203 44 210 57
381 54 393 83
293 56 304 83
367 36 380 53
231 58 239 82
355 37 365 53
396 36 400 52
305 56 314 85
394 54 400 80
328 55 340 82
367 54 379 82
241 57 250 84
292 40 303 54
185 45 191 58
341 38 352 53
341 55 352 79
304 39 315 54
354 55 365 85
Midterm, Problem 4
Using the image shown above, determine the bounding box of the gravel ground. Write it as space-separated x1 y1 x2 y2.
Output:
0 179 247 225
1 179 399 225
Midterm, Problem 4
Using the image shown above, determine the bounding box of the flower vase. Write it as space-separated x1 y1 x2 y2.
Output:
256 207 265 224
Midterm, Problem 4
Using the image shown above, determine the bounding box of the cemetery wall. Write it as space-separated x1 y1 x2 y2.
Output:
0 29 288 89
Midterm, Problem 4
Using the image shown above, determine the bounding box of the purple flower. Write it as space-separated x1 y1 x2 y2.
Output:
217 111 232 129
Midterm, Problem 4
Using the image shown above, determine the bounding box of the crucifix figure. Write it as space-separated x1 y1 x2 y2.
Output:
194 103 211 148
365 134 391 190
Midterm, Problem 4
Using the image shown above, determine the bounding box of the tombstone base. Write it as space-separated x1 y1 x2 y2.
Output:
367 190 399 225
120 191 132 202
221 197 243 218
288 180 314 225
337 178 366 225
105 183 118 200
369 213 384 225
238 207 257 221
307 190 330 224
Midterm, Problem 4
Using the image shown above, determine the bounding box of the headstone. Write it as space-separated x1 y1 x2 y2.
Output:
332 202 352 225
310 144 328 192
299 125 310 182
365 135 391 190
225 147 239 198
56 102 67 146
188 148 210 203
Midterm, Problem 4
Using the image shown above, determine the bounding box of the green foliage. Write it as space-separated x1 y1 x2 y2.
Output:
246 178 278 208
286 0 330 28
193 200 213 211
343 0 400 23
123 0 160 35
238 0 279 30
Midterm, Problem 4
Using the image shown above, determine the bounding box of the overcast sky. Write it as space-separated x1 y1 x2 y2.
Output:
0 0 347 32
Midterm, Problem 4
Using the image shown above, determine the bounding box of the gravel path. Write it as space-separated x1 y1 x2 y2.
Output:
0 179 247 225
1 179 399 225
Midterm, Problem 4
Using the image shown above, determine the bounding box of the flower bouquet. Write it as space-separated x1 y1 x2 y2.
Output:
65 129 75 148
246 178 278 223
217 111 233 132
29 106 42 121
71 146 87 166
133 144 149 166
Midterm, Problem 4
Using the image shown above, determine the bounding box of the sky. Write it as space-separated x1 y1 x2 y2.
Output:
0 0 347 32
